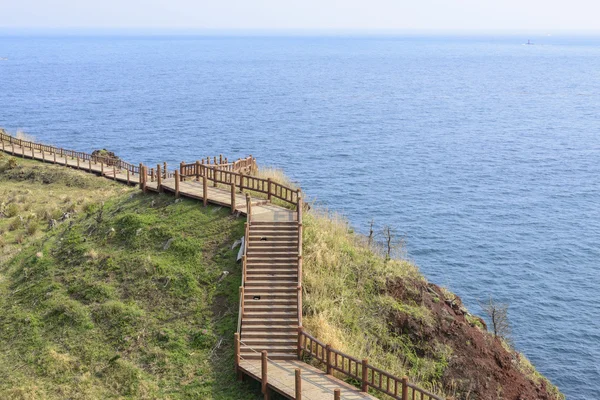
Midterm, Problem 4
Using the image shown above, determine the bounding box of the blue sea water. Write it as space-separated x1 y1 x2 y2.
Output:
1 34 599 399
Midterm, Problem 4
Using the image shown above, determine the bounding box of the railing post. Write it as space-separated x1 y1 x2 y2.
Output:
150 168 155 182
100 161 104 175
139 163 144 189
361 359 369 392
219 154 223 165
142 166 148 193
180 161 185 181
234 332 242 380
297 285 302 327
163 162 167 179
242 255 247 283
402 376 409 400
76 156 80 169
202 172 208 207
113 165 116 179
239 171 244 193
174 170 180 198
297 327 303 359
21 145 25 158
297 191 303 222
334 389 341 400
127 168 130 185
267 178 272 202
261 350 268 396
246 194 252 224
157 164 163 192
326 344 332 375
195 160 200 181
213 167 218 187
295 368 302 400
244 222 249 255
41 149 45 162
231 182 236 214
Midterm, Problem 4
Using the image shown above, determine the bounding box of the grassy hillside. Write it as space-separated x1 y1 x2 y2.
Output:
0 156 260 399
0 153 562 400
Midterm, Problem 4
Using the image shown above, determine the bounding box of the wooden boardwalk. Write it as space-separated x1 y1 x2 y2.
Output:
1 133 444 400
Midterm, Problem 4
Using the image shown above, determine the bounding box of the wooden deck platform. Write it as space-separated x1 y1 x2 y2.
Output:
239 359 377 400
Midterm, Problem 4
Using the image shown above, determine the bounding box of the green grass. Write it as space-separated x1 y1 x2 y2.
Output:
0 156 261 399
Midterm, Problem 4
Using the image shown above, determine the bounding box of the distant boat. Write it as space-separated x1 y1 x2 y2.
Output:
525 40 534 45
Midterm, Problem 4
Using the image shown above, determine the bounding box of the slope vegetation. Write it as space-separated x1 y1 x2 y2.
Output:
0 156 260 399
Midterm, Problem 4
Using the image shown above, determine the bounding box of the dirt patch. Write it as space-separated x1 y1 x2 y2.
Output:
387 278 557 400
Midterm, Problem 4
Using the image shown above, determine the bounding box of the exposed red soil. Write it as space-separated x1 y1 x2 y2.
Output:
386 278 557 400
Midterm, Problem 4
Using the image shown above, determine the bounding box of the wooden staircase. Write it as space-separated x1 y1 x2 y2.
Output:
240 221 300 361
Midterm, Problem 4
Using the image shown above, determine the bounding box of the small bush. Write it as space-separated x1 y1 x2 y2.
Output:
5 203 19 217
26 221 39 236
7 157 19 170
14 232 25 244
8 217 22 231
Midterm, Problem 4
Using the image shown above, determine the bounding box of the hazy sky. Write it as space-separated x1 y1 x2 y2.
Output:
0 0 598 32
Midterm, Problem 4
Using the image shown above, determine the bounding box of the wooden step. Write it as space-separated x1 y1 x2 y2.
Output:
250 225 298 230
239 352 297 360
246 268 298 274
244 303 298 316
245 280 297 287
244 290 296 297
241 344 296 353
242 324 298 332
246 256 298 262
245 274 298 281
244 303 297 311
244 299 297 306
247 240 298 247
246 246 298 257
241 338 297 346
246 262 298 268
243 311 297 319
249 236 298 242
250 221 298 226
250 230 298 240
243 318 297 325
241 331 297 339
243 284 298 291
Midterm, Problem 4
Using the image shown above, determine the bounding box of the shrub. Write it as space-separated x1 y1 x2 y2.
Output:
26 221 39 236
5 203 19 217
6 157 18 170
8 217 22 231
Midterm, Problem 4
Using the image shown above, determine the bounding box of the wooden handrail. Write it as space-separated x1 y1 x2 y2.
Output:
298 329 445 400
178 158 300 209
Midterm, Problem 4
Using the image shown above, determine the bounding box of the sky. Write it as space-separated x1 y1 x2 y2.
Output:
0 0 599 32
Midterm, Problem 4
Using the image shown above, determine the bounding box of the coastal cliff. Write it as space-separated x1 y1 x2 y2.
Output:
0 153 563 399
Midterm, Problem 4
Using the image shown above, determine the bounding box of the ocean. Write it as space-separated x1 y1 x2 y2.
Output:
1 34 599 398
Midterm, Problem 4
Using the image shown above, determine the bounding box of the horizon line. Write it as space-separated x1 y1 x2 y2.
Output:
2 27 600 37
